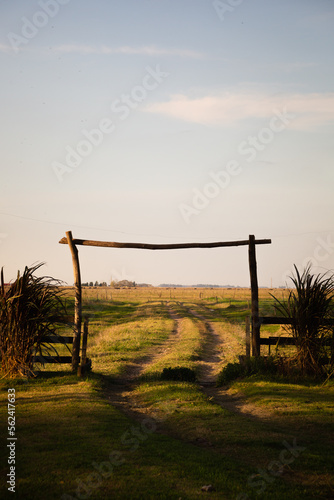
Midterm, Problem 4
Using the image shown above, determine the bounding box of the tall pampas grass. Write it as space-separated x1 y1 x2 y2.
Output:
0 263 69 377
272 264 334 376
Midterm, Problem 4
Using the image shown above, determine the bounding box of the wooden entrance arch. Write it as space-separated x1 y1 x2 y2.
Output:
59 231 271 370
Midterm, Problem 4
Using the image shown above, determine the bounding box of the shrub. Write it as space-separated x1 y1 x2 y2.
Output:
217 356 278 386
216 362 243 385
271 264 334 377
0 263 69 377
161 366 197 382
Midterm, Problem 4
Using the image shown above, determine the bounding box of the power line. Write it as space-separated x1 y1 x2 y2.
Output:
0 211 189 240
272 230 334 239
1 211 333 242
0 211 170 238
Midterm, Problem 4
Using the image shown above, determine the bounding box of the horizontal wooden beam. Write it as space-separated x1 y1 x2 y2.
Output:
259 316 334 326
260 336 333 346
259 316 294 325
260 336 295 345
59 237 272 250
42 335 73 344
32 355 77 363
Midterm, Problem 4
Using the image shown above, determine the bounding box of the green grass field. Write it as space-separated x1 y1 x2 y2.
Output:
0 287 333 499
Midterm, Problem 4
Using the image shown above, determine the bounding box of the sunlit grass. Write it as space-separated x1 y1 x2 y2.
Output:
231 379 334 417
88 314 174 377
0 287 332 499
140 317 203 378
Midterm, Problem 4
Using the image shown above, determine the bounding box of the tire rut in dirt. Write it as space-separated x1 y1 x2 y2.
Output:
180 304 224 385
102 303 273 425
102 304 183 424
114 304 182 383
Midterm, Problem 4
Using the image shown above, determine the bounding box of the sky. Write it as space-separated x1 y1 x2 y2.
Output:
0 0 334 287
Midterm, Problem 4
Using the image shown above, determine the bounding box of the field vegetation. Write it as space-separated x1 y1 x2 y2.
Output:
0 286 333 499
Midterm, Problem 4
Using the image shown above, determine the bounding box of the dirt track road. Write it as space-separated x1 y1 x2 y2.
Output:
103 302 271 422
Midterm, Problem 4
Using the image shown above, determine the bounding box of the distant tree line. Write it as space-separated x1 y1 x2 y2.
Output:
81 280 150 288
82 280 143 288
110 280 136 289
82 281 108 287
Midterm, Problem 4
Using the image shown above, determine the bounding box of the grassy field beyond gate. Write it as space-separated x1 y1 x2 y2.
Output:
0 287 333 499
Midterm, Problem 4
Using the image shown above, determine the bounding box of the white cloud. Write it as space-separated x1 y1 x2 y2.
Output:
0 42 204 58
54 44 204 59
144 91 334 129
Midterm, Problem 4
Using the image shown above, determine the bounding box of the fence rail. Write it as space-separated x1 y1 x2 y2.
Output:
33 355 74 364
31 318 90 375
259 316 293 325
256 316 333 355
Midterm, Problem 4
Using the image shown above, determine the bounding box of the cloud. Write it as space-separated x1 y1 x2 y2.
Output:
144 91 334 129
54 44 204 59
0 42 204 59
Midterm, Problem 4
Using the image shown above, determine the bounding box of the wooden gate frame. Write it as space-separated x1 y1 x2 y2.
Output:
60 231 271 369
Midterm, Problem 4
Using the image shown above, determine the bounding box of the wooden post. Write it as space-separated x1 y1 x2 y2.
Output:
78 316 89 377
59 232 271 362
66 231 82 371
248 235 260 356
245 316 251 358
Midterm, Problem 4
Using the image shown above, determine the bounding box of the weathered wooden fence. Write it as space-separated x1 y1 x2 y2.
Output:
32 316 91 376
245 316 333 356
258 316 295 354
